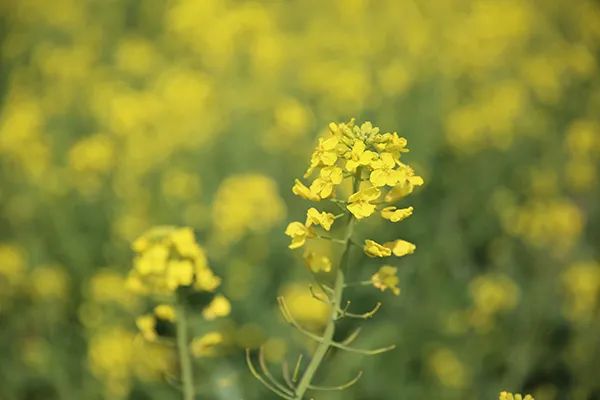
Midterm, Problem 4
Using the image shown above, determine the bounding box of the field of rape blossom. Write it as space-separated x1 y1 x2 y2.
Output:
0 0 599 399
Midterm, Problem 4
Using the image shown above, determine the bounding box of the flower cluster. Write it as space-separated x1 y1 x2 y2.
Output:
286 119 423 293
499 391 534 400
256 119 424 400
127 226 221 295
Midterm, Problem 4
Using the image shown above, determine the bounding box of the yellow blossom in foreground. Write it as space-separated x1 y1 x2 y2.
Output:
154 304 176 322
191 332 224 357
499 391 534 400
345 139 376 172
370 153 403 187
306 208 335 231
310 166 343 199
306 136 339 177
384 168 424 202
371 266 400 295
285 222 314 249
384 239 416 257
303 251 332 273
202 295 231 320
347 186 381 219
381 206 414 222
292 179 320 201
364 240 392 258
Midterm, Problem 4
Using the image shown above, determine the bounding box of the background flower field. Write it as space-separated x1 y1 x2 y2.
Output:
0 0 599 399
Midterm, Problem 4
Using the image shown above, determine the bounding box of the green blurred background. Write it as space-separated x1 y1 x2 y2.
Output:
0 0 599 399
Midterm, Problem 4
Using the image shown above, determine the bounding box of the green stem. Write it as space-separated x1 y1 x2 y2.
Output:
294 207 357 399
176 295 195 400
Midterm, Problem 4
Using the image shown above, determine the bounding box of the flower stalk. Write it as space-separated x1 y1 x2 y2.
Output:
293 211 355 399
175 294 195 400
249 119 424 399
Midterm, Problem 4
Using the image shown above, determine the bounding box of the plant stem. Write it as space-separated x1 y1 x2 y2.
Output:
294 202 357 399
176 295 195 400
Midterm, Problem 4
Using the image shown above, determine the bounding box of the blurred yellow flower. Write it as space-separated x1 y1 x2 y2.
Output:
499 391 534 400
303 251 332 273
562 261 600 323
212 174 286 247
29 265 69 301
371 266 400 295
191 332 224 358
128 226 221 295
428 347 468 389
154 304 176 322
202 295 232 321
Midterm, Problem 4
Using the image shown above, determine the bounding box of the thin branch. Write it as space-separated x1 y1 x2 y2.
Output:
316 234 346 244
258 347 294 396
292 354 304 383
341 327 362 345
281 361 295 390
245 349 295 400
343 280 373 288
330 341 396 356
308 284 330 304
307 370 364 391
339 302 382 320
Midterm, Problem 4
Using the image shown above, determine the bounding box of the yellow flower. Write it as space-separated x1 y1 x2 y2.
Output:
134 245 169 275
202 295 231 320
191 332 224 357
194 265 221 292
154 304 176 322
284 222 314 249
292 179 320 201
136 315 157 342
371 266 400 295
129 226 222 295
305 135 339 177
165 260 194 290
306 208 335 231
370 153 403 187
345 139 376 172
384 133 409 158
346 186 381 219
303 251 332 273
384 239 416 256
364 240 392 258
309 166 343 199
380 206 413 222
384 166 424 202
170 228 202 258
499 391 534 400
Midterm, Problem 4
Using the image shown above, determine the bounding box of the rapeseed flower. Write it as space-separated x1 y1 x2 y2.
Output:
499 391 535 400
364 240 392 258
371 266 400 295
